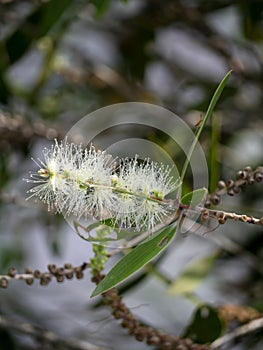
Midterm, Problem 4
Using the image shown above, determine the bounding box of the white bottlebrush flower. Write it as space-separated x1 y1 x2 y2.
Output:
26 140 116 219
26 140 179 233
62 146 116 219
110 157 177 231
26 140 73 211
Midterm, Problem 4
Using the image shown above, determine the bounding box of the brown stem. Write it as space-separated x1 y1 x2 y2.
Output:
200 208 263 226
92 272 210 350
0 262 90 288
0 314 104 350
211 317 263 350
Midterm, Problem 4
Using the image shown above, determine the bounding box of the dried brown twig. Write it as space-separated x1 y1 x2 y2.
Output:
211 317 263 350
91 272 209 350
0 314 104 350
0 262 90 288
0 110 63 144
200 207 263 226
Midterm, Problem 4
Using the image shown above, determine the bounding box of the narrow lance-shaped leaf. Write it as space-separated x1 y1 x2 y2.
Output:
180 70 232 182
91 224 177 297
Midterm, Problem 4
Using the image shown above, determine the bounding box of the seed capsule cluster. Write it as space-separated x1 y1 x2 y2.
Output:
0 263 89 288
205 166 263 207
92 272 209 350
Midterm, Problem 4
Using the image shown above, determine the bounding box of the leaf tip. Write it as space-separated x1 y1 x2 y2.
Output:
90 287 100 298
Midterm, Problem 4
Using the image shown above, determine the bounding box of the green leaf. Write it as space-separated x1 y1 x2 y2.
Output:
181 188 208 207
168 253 218 295
91 224 177 297
180 71 232 182
184 304 223 343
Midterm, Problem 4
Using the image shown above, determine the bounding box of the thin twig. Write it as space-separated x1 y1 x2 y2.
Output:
108 199 263 256
0 262 90 288
200 208 263 226
211 317 263 349
0 110 63 143
0 314 105 350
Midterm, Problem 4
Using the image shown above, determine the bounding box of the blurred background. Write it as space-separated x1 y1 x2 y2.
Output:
0 1 263 349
